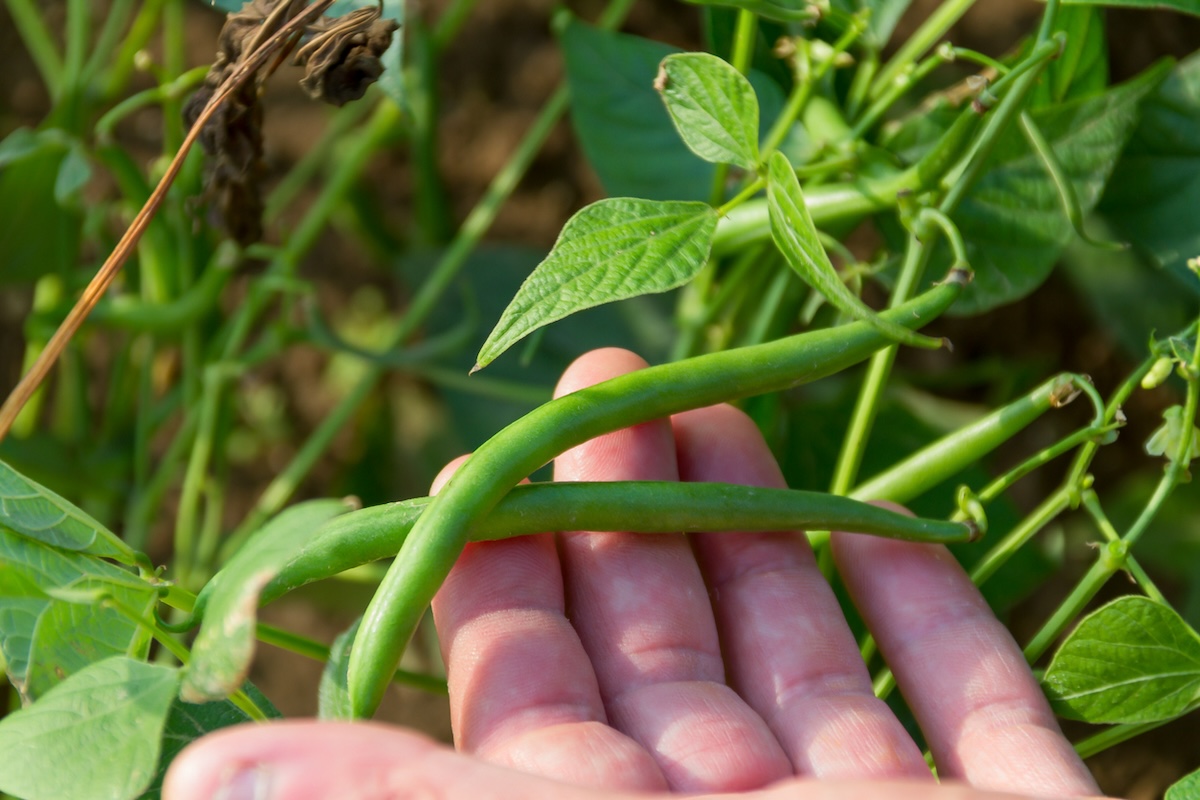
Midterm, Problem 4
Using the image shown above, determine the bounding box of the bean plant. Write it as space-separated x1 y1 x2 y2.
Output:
0 0 1198 797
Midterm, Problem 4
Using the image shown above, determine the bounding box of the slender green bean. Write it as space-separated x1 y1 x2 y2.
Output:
241 482 976 611
346 270 970 717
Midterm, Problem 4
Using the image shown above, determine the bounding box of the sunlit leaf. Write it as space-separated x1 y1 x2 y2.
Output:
1042 596 1200 724
0 459 137 563
678 0 818 23
1167 767 1200 800
766 152 942 349
0 656 179 800
656 52 760 170
829 0 913 47
475 198 718 370
0 528 157 703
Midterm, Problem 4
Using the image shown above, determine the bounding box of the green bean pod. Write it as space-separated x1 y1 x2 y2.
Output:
346 269 970 717
239 482 976 610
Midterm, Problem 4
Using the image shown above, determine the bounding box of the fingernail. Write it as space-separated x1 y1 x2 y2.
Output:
214 765 274 800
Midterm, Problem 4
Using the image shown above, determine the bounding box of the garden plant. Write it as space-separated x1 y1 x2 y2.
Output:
0 0 1199 797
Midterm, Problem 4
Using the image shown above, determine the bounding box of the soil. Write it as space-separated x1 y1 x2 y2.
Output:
2 1 1200 797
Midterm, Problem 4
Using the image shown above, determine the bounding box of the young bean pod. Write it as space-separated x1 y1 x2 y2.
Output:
346 269 970 717
228 482 975 612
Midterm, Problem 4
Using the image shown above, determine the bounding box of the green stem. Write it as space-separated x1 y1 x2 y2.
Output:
82 0 134 81
1074 720 1169 760
432 0 481 50
5 0 64 95
870 0 977 100
1023 543 1125 664
707 9 757 205
231 0 640 541
348 274 968 717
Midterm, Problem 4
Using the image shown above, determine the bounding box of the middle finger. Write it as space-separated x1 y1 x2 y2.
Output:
554 348 790 792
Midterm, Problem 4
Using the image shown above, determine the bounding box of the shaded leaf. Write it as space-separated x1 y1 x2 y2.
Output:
766 152 942 349
139 684 281 800
944 60 1171 314
1101 54 1200 294
184 499 352 702
475 198 718 370
0 135 82 286
0 656 179 800
319 617 359 720
1042 596 1200 724
656 52 760 170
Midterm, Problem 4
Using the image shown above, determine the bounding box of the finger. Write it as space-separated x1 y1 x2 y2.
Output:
430 457 663 791
162 721 1066 800
832 530 1100 797
554 348 790 792
674 405 928 781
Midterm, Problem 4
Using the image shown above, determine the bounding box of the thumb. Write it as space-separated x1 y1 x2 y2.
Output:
162 720 617 800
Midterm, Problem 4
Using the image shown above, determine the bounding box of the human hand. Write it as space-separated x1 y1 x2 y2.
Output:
164 348 1103 800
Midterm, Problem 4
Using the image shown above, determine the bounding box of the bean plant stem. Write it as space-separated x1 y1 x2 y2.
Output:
708 9 757 206
869 0 977 100
229 0 639 543
4 0 63 96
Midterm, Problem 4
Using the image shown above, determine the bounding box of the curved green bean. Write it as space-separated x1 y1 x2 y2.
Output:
346 269 970 717
247 482 977 611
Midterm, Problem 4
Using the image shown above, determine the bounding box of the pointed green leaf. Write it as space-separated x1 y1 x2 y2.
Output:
0 656 179 800
184 499 352 702
560 19 783 201
475 198 718 370
1167 768 1200 800
0 528 157 702
656 52 760 171
766 152 944 349
319 617 360 720
1042 596 1200 724
0 459 137 563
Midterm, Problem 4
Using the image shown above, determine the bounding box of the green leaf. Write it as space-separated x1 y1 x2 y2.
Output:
1167 768 1200 800
0 458 138 563
1042 596 1200 724
766 152 943 349
656 52 760 170
560 19 783 201
678 0 819 23
54 141 92 206
1101 54 1200 293
183 499 352 702
561 19 714 200
944 60 1171 315
1060 0 1200 16
0 528 157 702
1144 405 1200 463
0 656 179 800
318 617 360 720
475 198 718 370
139 684 281 800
